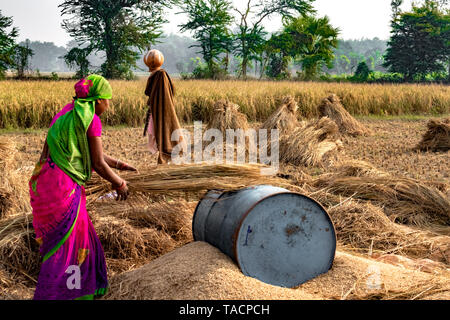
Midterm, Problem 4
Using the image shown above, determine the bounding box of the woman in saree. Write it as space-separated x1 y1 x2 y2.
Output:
29 74 136 300
143 49 185 165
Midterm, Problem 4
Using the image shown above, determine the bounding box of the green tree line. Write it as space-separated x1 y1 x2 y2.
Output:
0 0 448 82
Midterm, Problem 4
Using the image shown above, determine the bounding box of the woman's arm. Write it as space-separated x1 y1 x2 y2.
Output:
103 154 137 171
39 136 50 163
88 136 129 200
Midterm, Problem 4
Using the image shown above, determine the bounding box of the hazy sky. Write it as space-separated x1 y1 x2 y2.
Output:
1 0 417 47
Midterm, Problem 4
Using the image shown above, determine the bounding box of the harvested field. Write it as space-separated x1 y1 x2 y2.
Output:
0 116 449 300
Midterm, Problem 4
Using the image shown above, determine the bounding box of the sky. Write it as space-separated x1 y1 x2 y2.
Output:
0 0 418 48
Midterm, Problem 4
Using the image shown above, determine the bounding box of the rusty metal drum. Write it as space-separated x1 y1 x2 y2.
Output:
192 185 336 288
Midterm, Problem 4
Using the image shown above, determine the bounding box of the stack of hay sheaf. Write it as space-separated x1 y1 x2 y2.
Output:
90 199 197 276
261 95 344 167
312 160 450 228
318 94 372 137
0 137 30 217
207 100 249 134
417 118 450 152
260 96 301 133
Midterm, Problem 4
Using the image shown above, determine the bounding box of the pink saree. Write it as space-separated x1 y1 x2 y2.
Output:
30 158 108 300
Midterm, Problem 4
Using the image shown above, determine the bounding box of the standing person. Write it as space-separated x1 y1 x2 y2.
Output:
29 74 136 300
143 49 184 164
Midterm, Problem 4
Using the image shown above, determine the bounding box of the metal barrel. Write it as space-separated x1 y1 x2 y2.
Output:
192 185 336 288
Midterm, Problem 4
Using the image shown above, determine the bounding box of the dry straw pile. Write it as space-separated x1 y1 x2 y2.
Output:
417 118 450 152
0 137 30 217
0 213 40 284
318 94 372 137
279 117 343 167
328 200 449 264
260 96 300 133
0 197 197 283
206 100 249 133
91 199 196 275
314 175 450 227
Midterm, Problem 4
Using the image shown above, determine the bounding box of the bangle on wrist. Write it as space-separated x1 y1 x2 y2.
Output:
113 180 126 191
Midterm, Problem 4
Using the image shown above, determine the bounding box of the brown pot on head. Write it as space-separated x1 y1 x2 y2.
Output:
144 49 164 72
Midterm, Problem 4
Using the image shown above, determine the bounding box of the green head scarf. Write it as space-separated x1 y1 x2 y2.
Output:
47 74 112 185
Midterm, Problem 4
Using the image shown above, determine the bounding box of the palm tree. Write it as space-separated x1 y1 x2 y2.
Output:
283 15 340 80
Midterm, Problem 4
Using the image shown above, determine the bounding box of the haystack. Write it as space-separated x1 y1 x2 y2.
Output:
331 159 389 178
328 200 449 264
0 137 30 216
206 100 249 133
279 117 343 167
313 174 450 227
260 95 300 134
89 198 196 275
0 213 40 283
318 94 372 137
416 118 450 152
105 242 450 300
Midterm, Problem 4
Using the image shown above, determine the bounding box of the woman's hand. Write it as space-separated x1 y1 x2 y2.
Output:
113 180 129 201
122 163 137 172
89 136 130 201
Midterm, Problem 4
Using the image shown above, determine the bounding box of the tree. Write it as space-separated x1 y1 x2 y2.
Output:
178 0 234 79
280 15 339 80
14 39 34 78
338 55 351 74
383 1 450 81
354 61 372 81
64 47 92 78
0 10 19 78
232 0 315 78
59 0 166 79
264 32 293 79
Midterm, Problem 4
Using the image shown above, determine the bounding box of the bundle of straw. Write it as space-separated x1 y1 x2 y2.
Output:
85 163 284 199
260 96 300 134
206 100 249 134
313 175 450 227
0 213 40 283
318 94 372 137
416 118 450 152
328 200 449 263
279 117 343 167
0 137 30 216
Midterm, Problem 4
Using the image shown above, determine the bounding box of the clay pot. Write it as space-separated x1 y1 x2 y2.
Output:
144 49 164 71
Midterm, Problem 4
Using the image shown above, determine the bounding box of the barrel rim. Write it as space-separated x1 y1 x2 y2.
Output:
231 191 337 281
192 189 225 241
